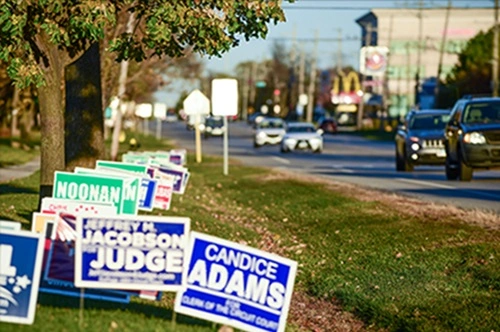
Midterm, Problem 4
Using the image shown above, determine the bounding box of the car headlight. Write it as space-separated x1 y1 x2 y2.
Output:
257 132 267 139
411 143 420 151
409 136 419 142
198 124 205 131
285 138 297 145
463 132 486 144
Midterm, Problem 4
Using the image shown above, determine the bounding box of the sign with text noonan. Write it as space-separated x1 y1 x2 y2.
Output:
53 172 138 215
174 232 297 332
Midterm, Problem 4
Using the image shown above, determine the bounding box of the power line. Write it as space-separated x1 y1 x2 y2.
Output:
281 6 493 10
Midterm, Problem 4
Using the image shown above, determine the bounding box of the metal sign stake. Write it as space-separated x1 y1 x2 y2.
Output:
223 116 229 175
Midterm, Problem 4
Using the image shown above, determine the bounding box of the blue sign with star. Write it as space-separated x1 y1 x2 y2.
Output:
0 229 44 325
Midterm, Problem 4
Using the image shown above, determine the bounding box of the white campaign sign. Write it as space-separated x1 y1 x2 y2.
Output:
211 79 238 116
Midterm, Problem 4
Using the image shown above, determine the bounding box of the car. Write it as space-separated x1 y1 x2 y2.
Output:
254 117 286 147
280 122 323 153
444 96 500 181
247 112 267 127
203 116 225 138
395 109 451 172
317 117 338 134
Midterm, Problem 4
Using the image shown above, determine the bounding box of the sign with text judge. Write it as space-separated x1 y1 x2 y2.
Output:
174 232 297 332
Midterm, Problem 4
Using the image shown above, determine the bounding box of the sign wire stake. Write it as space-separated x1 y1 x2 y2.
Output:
79 288 85 330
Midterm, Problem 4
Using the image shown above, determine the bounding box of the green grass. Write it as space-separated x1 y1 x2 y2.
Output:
0 137 40 167
1 134 499 331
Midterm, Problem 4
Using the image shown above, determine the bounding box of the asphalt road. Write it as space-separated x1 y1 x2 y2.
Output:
153 120 500 214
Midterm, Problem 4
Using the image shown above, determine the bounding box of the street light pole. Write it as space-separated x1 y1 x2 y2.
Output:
414 0 424 106
493 0 499 97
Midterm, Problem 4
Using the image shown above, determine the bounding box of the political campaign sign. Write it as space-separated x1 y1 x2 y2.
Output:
174 232 297 332
151 172 175 211
0 229 44 325
153 163 190 194
75 215 190 291
40 198 117 216
0 220 21 231
122 153 149 164
37 213 131 303
169 149 187 166
53 171 138 215
93 165 158 212
74 167 141 214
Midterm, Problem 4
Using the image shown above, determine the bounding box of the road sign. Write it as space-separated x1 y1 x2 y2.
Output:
153 102 167 119
174 231 297 332
211 79 238 116
0 229 44 325
75 215 190 292
135 103 153 118
360 46 389 77
183 89 210 116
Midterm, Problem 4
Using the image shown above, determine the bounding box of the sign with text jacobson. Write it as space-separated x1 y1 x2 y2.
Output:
174 232 297 332
75 215 190 291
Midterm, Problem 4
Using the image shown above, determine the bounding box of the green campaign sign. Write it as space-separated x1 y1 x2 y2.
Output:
53 172 138 215
96 160 149 175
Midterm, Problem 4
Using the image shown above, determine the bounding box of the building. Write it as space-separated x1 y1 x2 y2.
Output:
356 8 495 117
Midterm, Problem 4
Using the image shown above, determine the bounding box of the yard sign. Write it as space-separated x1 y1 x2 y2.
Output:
174 232 297 332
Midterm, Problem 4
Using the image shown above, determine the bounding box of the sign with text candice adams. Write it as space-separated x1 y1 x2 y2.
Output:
74 215 190 291
174 232 297 332
0 230 44 325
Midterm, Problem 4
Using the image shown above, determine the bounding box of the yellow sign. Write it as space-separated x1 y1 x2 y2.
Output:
332 71 361 95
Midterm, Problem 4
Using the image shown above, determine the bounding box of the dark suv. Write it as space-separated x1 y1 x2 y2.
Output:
444 97 500 181
395 109 451 172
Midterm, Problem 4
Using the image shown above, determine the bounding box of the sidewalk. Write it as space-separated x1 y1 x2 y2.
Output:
0 156 40 183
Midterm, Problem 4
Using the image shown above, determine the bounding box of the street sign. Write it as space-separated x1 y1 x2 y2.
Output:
174 231 297 332
0 229 44 325
75 215 190 292
183 89 210 116
360 46 389 77
135 103 153 118
53 172 138 215
153 102 167 119
211 79 238 116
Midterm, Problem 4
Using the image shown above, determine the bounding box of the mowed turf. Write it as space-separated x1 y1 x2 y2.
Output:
0 134 498 331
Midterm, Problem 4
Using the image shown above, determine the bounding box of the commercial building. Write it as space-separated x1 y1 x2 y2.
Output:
356 8 495 117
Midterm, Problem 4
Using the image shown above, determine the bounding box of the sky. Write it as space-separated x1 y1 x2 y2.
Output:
156 0 496 105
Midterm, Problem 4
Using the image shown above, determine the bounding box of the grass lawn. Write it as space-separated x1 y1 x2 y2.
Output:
0 133 499 331
0 135 40 167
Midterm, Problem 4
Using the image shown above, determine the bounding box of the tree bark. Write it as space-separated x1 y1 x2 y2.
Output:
65 43 105 170
37 42 66 200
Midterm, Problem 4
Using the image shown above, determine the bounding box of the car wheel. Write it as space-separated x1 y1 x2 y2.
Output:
445 157 459 180
254 141 260 148
314 148 322 154
458 152 473 181
280 147 288 153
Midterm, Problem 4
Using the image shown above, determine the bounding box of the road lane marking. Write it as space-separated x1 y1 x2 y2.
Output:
396 178 455 189
272 156 290 165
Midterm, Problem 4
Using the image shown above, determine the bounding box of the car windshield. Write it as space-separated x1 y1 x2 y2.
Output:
462 101 500 124
206 118 223 127
259 119 284 129
287 125 316 133
409 114 450 130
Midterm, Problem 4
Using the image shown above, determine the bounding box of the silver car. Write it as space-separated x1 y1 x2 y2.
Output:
254 117 286 147
281 122 323 153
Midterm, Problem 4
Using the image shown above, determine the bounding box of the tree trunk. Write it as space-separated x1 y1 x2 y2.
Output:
37 42 66 200
65 43 105 170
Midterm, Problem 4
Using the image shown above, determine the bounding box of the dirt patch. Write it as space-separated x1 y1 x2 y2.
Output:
254 169 500 231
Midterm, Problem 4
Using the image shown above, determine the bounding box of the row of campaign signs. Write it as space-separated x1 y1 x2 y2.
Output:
0 149 298 332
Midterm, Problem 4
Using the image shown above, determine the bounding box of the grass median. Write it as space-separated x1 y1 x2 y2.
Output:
0 132 499 331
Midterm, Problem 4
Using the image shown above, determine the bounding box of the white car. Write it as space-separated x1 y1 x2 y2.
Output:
281 122 323 153
254 117 286 147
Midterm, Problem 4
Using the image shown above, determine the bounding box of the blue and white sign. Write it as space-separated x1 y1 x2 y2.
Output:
75 215 190 291
0 230 44 325
174 232 297 332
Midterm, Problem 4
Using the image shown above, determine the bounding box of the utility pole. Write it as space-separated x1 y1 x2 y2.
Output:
249 62 257 112
289 25 297 111
337 28 343 71
406 42 412 113
357 22 373 130
111 12 134 161
493 0 499 97
306 30 319 123
382 15 393 131
241 65 250 121
298 47 306 120
414 0 424 106
435 0 452 107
